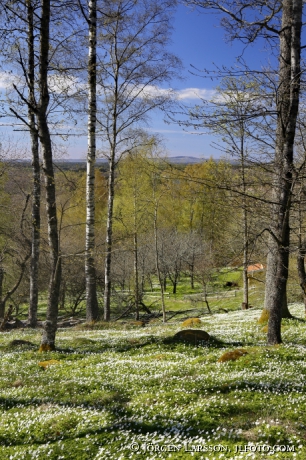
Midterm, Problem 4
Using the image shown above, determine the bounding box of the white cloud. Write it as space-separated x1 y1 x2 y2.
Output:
147 128 204 135
0 70 216 103
0 71 20 89
175 88 215 100
123 84 215 101
48 75 86 95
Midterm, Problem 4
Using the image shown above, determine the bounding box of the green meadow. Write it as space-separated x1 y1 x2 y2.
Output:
0 303 306 459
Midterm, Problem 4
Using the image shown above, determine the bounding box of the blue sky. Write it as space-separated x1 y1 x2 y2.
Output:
1 3 274 161
57 3 276 160
150 3 274 159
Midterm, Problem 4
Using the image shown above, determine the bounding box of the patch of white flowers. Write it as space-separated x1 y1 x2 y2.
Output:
0 305 305 459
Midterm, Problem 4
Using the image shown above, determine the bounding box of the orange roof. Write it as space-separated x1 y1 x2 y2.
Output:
247 263 265 272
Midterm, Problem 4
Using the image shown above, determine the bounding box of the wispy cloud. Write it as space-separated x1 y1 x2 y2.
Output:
0 70 215 103
147 128 203 135
0 71 21 89
175 88 215 100
124 84 215 101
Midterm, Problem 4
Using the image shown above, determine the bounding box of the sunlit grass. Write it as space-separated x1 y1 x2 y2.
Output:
0 304 305 458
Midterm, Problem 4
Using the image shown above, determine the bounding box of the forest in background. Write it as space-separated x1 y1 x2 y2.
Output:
1 150 305 325
0 0 305 349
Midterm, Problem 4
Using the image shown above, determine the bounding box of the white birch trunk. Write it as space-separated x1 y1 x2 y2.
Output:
27 0 40 328
85 0 99 322
241 133 249 310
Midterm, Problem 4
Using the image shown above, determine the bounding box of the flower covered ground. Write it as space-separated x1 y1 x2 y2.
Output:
0 305 306 459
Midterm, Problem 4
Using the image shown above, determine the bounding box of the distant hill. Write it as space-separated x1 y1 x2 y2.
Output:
168 156 206 164
9 156 215 169
55 156 206 165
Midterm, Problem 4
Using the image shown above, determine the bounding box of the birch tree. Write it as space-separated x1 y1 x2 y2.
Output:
0 0 41 326
114 147 154 318
96 0 180 320
35 0 61 350
184 0 304 344
84 0 99 321
27 0 41 327
1 0 83 343
189 77 268 309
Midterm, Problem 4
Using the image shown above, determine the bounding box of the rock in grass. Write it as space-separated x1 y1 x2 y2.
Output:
38 359 61 369
130 321 146 327
181 318 202 328
11 379 23 388
174 329 210 343
217 349 248 363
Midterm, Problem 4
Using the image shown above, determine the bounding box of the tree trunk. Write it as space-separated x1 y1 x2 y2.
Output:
265 0 302 345
203 284 212 314
153 206 166 322
241 132 249 310
133 179 140 319
103 153 116 321
134 230 140 320
297 241 306 313
28 127 40 327
85 0 99 322
190 267 194 290
0 254 31 320
37 0 61 351
27 0 40 328
103 48 120 321
0 267 4 319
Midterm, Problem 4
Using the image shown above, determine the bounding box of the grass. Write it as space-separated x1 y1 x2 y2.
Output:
0 304 306 459
142 270 265 318
19 269 264 322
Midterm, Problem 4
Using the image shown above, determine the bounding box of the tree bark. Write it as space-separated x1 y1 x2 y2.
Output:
37 0 61 351
153 205 166 322
241 131 249 310
297 247 306 312
133 183 140 319
27 0 41 328
265 0 302 344
103 152 116 321
0 253 31 319
134 230 140 320
85 0 99 322
0 267 4 319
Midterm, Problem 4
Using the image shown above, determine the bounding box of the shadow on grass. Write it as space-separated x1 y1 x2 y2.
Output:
0 390 260 452
4 334 241 356
286 316 306 323
162 335 243 349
